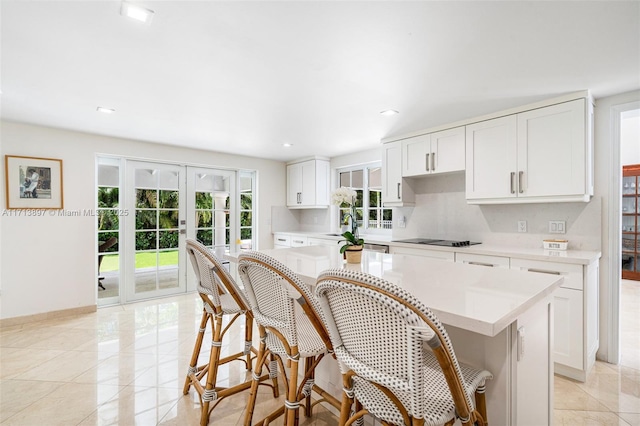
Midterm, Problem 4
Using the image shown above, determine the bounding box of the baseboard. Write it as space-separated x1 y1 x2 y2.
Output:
0 304 97 327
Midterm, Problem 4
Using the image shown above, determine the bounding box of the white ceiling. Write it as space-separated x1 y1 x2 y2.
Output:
1 1 639 162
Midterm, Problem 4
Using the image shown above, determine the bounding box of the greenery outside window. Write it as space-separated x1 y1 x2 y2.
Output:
338 164 392 231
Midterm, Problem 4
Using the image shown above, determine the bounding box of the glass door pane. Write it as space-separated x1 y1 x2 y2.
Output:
97 157 122 305
186 167 237 292
126 161 186 301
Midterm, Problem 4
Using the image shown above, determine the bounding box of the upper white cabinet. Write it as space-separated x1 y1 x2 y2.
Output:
402 126 465 177
466 98 593 204
286 158 330 208
382 141 415 206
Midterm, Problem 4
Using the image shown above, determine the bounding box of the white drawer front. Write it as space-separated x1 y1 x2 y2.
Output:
456 252 510 268
511 258 583 290
274 233 291 248
290 236 308 247
389 246 454 261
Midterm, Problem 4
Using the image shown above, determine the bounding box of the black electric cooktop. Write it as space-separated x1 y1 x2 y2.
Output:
392 238 481 248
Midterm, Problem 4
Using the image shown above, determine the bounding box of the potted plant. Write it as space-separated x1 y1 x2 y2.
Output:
331 187 364 263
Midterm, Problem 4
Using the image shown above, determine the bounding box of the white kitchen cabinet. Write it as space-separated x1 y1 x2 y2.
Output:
286 158 330 208
382 141 414 206
466 98 593 204
455 252 510 268
402 127 465 177
510 258 598 381
308 237 336 247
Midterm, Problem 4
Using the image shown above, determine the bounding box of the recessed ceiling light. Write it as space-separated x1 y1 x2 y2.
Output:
282 143 293 148
120 1 154 24
380 109 399 116
97 107 115 114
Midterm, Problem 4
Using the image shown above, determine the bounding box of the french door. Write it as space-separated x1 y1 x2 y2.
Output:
125 161 187 301
122 161 240 301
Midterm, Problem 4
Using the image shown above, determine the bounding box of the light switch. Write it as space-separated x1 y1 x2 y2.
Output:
549 220 566 234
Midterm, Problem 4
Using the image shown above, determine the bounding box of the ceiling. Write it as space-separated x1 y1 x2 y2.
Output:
1 1 639 162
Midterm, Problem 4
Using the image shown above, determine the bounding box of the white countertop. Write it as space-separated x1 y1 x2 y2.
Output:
274 231 601 265
225 245 563 337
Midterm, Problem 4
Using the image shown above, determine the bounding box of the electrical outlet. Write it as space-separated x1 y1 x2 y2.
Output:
398 216 406 228
518 221 527 233
549 220 566 234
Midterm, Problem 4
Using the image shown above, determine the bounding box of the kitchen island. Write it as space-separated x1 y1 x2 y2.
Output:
225 245 564 425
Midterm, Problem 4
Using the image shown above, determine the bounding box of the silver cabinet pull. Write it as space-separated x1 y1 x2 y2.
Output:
397 182 401 199
527 268 561 275
431 152 435 171
510 172 516 194
468 261 494 267
519 171 524 194
297 192 302 204
426 153 430 171
277 238 286 242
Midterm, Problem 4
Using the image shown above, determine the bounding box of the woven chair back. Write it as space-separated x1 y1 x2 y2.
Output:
316 268 475 418
186 239 250 311
238 251 330 349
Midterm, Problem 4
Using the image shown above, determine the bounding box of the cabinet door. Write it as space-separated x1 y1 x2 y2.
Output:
465 115 517 201
553 287 584 370
287 163 303 206
402 134 430 177
382 142 414 206
517 99 586 198
431 126 465 174
299 160 316 206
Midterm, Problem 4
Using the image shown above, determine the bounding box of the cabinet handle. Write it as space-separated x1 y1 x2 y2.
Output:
519 171 524 194
397 182 401 199
277 238 286 242
431 152 435 171
468 261 494 267
426 153 430 171
297 192 301 204
527 268 561 275
510 172 516 194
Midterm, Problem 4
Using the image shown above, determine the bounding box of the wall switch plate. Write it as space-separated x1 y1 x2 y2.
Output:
518 221 527 233
398 216 406 228
549 220 566 234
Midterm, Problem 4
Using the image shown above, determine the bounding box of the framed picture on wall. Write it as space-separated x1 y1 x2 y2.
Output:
4 155 64 209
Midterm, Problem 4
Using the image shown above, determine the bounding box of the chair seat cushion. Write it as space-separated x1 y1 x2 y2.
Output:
265 312 327 359
351 352 492 426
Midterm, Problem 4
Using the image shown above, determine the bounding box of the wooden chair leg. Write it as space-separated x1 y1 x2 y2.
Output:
183 310 209 395
245 316 254 371
475 385 488 425
200 313 224 426
244 338 269 426
285 353 300 426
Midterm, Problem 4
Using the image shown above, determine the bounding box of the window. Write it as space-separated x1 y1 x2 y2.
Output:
338 164 392 231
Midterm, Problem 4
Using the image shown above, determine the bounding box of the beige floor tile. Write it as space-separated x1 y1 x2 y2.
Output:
0 347 65 379
554 374 611 412
1 382 122 426
0 379 62 422
554 409 633 425
618 412 640 426
16 350 104 382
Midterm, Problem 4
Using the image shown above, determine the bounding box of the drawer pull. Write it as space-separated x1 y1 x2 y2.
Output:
426 153 430 171
468 261 494 267
510 172 516 194
528 268 561 275
277 238 286 242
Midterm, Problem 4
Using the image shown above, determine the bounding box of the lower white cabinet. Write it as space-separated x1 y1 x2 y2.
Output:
511 258 598 381
273 233 291 249
308 237 335 247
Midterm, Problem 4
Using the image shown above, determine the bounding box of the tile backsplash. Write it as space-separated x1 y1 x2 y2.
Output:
392 172 602 251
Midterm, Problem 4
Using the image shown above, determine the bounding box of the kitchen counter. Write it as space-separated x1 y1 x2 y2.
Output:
226 245 562 425
273 231 601 265
227 245 562 337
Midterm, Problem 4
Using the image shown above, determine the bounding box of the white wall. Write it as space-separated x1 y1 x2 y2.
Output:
621 111 640 166
0 121 285 320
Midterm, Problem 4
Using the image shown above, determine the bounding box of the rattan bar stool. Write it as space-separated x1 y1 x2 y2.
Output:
316 269 493 426
237 251 342 426
184 240 278 426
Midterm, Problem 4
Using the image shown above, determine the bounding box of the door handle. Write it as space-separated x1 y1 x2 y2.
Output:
527 268 561 275
510 172 516 194
519 171 524 194
397 182 401 199
426 153 430 171
431 152 435 171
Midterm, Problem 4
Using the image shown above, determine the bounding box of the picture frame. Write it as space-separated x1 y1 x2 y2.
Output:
4 155 64 209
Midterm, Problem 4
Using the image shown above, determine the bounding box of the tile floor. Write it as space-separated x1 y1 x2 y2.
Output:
1 280 638 425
